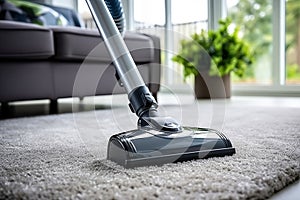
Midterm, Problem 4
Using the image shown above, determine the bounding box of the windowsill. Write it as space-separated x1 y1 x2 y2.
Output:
159 83 300 97
232 85 300 97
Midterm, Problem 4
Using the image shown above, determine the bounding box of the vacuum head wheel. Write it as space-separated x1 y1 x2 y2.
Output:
107 127 235 168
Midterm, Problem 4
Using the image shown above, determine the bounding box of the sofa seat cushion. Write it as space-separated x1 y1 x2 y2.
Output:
0 21 54 59
51 27 154 63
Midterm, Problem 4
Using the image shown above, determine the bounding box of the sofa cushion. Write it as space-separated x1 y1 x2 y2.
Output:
51 26 154 63
0 21 54 59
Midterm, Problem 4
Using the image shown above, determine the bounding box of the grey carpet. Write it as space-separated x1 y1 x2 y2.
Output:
0 98 299 199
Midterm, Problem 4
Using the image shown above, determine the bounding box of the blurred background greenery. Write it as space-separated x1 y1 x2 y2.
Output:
228 0 300 84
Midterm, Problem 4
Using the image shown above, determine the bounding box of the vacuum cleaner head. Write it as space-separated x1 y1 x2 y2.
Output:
107 127 235 168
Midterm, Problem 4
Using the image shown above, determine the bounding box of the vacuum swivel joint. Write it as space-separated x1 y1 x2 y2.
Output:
128 85 158 117
128 85 182 132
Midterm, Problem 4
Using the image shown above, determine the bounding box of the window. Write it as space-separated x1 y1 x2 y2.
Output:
52 0 76 10
227 0 273 85
134 0 208 86
170 0 208 86
227 0 300 96
134 0 165 27
286 0 300 85
171 0 207 25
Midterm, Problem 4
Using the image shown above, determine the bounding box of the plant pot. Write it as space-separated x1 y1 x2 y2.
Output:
194 71 231 99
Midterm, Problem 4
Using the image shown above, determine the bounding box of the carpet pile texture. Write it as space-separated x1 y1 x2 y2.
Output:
0 99 299 199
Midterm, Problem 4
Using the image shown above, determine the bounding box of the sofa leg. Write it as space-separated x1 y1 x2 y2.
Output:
0 102 10 118
49 99 58 114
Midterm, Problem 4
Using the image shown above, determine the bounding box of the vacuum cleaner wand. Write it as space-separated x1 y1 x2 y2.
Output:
86 0 235 168
85 0 182 132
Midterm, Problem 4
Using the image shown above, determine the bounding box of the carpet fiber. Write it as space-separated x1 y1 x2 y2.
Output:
0 97 299 199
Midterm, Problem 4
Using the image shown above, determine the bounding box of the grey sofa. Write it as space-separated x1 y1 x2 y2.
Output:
0 21 161 113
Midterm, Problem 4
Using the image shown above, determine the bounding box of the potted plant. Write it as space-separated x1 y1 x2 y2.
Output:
172 18 254 98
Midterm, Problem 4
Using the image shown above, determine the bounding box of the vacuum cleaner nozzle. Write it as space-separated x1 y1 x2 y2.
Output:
107 127 235 168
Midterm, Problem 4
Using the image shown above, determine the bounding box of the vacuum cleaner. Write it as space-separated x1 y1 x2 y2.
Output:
85 0 235 168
